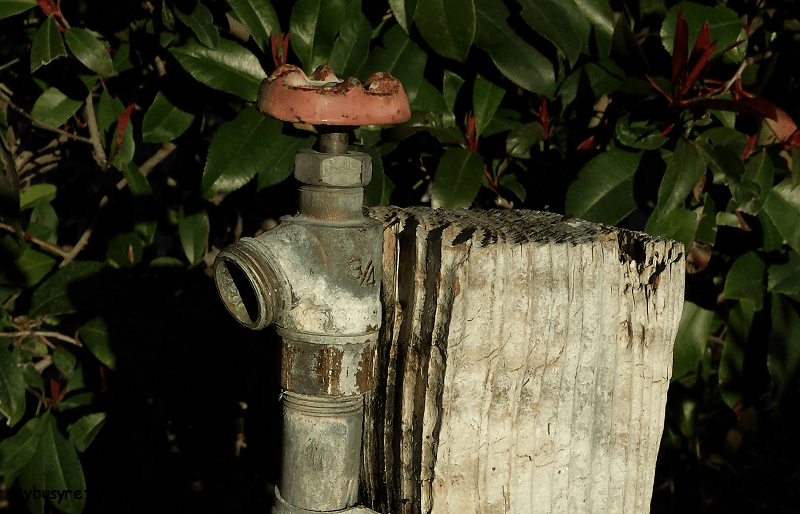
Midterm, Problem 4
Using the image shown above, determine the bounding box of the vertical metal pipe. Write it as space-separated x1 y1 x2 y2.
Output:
279 393 363 511
319 132 348 154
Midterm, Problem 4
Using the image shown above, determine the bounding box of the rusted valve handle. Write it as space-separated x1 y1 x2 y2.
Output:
257 64 411 126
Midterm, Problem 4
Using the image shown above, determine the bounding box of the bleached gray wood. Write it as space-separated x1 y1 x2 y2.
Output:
362 207 685 514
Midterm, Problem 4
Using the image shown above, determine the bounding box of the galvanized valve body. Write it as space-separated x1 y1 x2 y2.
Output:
213 64 409 514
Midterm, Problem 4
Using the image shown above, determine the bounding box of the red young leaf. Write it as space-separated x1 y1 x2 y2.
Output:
577 135 596 151
695 21 711 52
680 41 717 99
465 111 478 152
50 378 60 400
672 11 689 87
742 134 757 160
688 97 778 121
271 31 290 69
37 0 60 17
539 95 550 139
117 103 135 145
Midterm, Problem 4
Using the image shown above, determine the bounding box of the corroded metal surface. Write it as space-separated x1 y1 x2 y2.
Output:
258 64 411 126
279 329 378 396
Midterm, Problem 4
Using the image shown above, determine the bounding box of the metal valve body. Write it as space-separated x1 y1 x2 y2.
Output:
214 136 381 512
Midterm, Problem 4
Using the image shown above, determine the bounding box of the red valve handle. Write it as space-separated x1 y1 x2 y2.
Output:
257 64 411 126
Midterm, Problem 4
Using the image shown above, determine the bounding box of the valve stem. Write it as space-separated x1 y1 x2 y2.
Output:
319 131 348 154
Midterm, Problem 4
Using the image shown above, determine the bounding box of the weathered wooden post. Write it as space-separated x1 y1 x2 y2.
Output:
361 207 685 514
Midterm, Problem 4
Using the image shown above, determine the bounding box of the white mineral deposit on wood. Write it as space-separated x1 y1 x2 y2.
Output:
364 208 685 514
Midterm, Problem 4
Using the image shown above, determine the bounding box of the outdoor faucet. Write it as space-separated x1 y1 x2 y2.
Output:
212 64 411 513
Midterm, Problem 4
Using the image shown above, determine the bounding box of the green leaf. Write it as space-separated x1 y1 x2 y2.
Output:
647 207 697 249
171 38 267 102
572 0 615 58
558 60 622 111
760 178 800 255
122 163 157 244
141 91 195 143
96 87 121 135
695 193 716 245
0 341 25 427
662 2 746 63
358 24 427 104
29 261 107 317
30 16 67 72
722 251 766 310
672 301 715 380
178 207 208 266
39 414 86 514
20 183 57 210
78 317 116 370
506 122 544 159
738 151 775 214
22 363 44 392
498 173 526 202
415 0 475 62
472 75 504 137
768 251 800 295
615 114 667 150
473 0 555 97
111 115 136 168
111 42 134 75
719 300 753 408
431 147 484 209
411 80 455 127
201 106 314 196
68 412 106 452
174 1 219 49
28 201 59 244
0 416 45 484
482 107 521 137
391 112 466 145
30 88 83 128
769 293 800 399
53 347 76 374
443 70 464 115
64 27 113 76
364 146 394 206
648 139 705 222
290 0 347 72
519 0 590 67
0 248 56 287
106 231 144 268
0 0 36 20
390 0 416 33
565 148 641 225
228 0 280 51
328 2 372 78
18 428 45 514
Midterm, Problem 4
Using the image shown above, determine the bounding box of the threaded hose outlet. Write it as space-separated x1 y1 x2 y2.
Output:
213 238 282 330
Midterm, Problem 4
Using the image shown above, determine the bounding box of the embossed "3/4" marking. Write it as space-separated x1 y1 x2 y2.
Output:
349 259 375 286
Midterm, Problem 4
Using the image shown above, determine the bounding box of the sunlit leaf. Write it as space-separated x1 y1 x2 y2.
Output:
141 91 195 143
0 0 36 20
358 24 427 103
0 342 25 427
174 1 219 49
328 1 371 77
30 88 83 128
415 0 475 62
760 178 800 255
472 74 504 137
473 0 555 97
30 16 66 72
178 207 208 266
431 147 484 208
389 0 417 33
20 183 56 210
68 412 106 452
519 0 590 67
228 0 280 51
565 148 641 225
65 27 113 76
78 317 116 370
722 251 766 311
202 106 314 196
171 38 267 102
290 0 346 72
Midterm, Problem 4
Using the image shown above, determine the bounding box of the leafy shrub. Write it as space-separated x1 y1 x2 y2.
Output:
1 0 798 512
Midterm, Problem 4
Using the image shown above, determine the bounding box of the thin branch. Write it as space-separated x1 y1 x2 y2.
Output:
1 330 81 346
0 95 93 144
84 89 107 168
59 143 178 267
0 221 69 257
0 57 20 73
140 142 177 176
721 52 772 95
